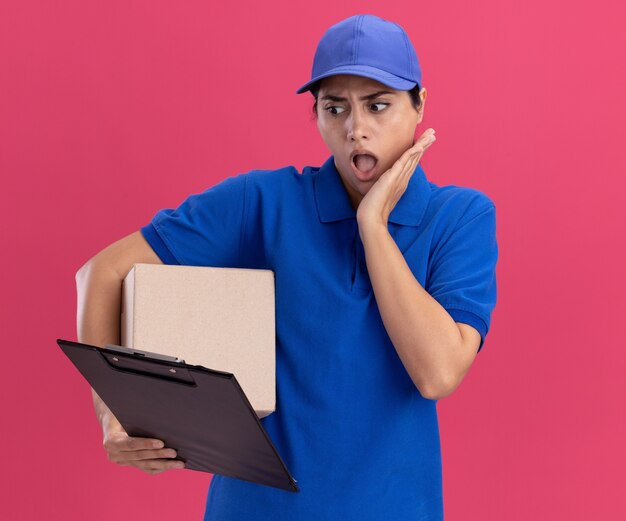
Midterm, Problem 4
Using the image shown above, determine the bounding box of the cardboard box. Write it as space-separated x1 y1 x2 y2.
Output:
121 263 276 418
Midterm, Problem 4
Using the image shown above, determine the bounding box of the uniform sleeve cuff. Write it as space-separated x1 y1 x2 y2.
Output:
446 308 488 353
140 223 180 265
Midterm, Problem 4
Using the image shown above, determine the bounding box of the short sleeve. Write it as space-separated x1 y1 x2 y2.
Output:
426 202 498 353
140 173 248 267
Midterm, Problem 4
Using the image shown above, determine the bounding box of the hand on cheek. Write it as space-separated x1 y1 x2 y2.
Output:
357 127 435 226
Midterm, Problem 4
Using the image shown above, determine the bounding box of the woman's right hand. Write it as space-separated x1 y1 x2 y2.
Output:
102 414 185 475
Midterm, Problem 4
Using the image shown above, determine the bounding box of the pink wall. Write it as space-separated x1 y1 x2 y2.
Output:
2 1 624 519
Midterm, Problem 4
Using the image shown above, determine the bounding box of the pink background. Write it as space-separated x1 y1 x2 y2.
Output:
2 1 624 519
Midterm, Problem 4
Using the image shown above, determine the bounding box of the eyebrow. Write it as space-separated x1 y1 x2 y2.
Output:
319 90 395 102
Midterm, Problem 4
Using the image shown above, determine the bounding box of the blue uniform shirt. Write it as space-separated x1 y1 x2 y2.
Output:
140 156 498 520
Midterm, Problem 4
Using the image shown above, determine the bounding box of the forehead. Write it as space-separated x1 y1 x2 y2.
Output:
318 74 397 95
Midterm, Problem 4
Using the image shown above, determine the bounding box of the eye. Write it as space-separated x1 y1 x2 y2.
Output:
370 102 390 112
324 105 346 115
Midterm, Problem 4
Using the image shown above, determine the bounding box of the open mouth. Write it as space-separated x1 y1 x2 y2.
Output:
352 154 378 175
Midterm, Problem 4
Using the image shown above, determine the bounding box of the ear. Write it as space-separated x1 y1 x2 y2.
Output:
419 87 427 105
415 88 427 121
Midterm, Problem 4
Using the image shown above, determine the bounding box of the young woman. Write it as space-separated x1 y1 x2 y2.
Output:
76 14 498 521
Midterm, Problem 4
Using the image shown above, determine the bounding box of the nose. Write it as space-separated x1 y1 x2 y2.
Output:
346 107 370 141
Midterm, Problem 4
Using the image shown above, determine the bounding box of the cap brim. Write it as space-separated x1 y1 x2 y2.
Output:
295 64 419 94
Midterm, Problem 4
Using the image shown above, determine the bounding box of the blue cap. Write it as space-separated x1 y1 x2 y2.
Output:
296 14 422 95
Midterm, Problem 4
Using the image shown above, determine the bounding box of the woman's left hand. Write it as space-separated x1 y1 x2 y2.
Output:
356 128 436 226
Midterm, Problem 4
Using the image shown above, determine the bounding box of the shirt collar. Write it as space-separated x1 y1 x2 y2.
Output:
313 155 431 226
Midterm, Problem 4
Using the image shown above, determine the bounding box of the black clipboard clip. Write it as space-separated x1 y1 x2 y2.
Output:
105 343 186 364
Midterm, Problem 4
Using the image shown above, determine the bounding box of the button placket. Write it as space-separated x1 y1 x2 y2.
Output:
352 229 371 292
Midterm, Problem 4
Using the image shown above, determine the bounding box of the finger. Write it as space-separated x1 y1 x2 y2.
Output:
402 143 424 173
391 133 432 180
108 448 178 463
104 434 165 452
144 468 167 476
412 128 436 152
412 125 435 144
132 458 186 472
400 155 420 186
395 144 420 173
402 139 427 167
402 148 425 183
380 153 408 182
115 458 185 471
405 130 435 174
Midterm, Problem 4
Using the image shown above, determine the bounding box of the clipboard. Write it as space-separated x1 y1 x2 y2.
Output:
56 338 299 492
